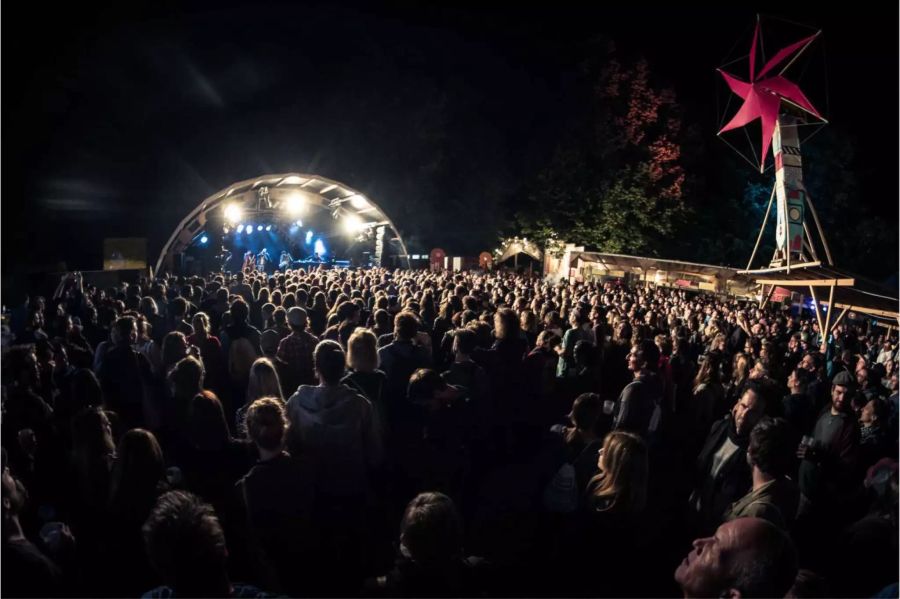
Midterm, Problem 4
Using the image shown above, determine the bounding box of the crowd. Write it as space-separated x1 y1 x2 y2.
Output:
1 266 897 597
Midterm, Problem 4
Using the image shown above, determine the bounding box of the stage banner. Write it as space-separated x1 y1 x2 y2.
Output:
104 238 147 271
429 248 446 272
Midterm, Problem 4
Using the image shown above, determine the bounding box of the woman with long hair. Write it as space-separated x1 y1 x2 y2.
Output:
235 358 284 436
106 429 169 595
160 331 190 377
586 431 648 515
188 312 226 396
342 328 387 438
691 354 725 437
725 352 753 410
571 431 651 595
179 391 255 519
309 291 328 337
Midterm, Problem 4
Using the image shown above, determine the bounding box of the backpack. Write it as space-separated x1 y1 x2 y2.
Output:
229 336 258 381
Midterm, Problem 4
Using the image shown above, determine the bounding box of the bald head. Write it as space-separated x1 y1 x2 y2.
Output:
675 517 797 598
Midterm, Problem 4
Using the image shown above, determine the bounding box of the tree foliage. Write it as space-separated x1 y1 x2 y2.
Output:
514 44 690 256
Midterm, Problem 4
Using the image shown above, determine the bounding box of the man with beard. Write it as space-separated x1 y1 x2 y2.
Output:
688 381 767 536
797 370 860 516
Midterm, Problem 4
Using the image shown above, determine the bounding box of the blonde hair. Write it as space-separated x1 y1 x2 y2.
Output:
246 358 283 405
347 328 379 372
589 431 648 515
192 312 211 335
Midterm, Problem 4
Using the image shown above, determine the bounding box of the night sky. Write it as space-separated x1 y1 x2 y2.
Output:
4 2 897 275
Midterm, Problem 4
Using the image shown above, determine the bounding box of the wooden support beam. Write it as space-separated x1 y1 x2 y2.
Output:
755 277 855 287
821 284 835 351
746 185 776 272
741 261 821 276
804 193 834 266
802 221 820 262
760 284 777 310
830 305 851 333
808 285 826 349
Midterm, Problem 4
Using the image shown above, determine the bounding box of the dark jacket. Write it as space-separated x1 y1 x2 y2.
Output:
691 416 752 535
285 384 381 498
798 408 859 505
236 453 317 595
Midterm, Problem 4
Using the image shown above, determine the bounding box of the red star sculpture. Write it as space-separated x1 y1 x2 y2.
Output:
718 20 824 171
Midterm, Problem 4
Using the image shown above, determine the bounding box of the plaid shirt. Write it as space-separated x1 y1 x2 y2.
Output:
277 330 318 383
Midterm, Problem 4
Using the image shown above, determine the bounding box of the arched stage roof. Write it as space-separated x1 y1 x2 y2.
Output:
155 173 409 274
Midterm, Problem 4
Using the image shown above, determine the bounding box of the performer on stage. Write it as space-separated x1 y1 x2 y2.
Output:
242 250 255 272
279 250 293 271
219 247 232 272
256 248 270 272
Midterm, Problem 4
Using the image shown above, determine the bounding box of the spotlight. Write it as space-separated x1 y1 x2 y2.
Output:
349 194 369 210
265 225 272 232
246 224 254 233
223 226 230 234
342 214 365 234
314 239 326 257
200 235 208 244
257 225 263 232
305 230 314 245
295 219 303 227
223 203 243 223
236 224 244 234
284 192 306 215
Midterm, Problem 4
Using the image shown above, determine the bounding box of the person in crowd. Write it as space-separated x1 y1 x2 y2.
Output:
689 381 767 535
105 429 170 595
142 490 271 597
564 430 650 595
97 316 153 429
858 397 892 469
613 339 663 437
178 391 255 520
285 340 382 591
782 367 815 439
236 398 317 595
722 417 799 530
674 517 798 599
2 448 66 597
276 307 319 390
379 311 432 415
797 370 860 516
235 358 284 437
342 328 389 437
366 492 489 596
548 393 605 495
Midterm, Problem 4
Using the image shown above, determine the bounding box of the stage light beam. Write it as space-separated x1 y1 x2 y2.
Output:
236 224 244 234
284 192 306 215
349 194 369 210
342 214 365 234
224 203 243 223
305 230 314 245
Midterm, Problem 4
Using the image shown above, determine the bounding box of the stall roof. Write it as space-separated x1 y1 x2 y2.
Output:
571 251 739 279
736 263 899 321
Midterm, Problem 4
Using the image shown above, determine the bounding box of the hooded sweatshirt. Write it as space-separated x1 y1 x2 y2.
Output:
285 384 382 498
